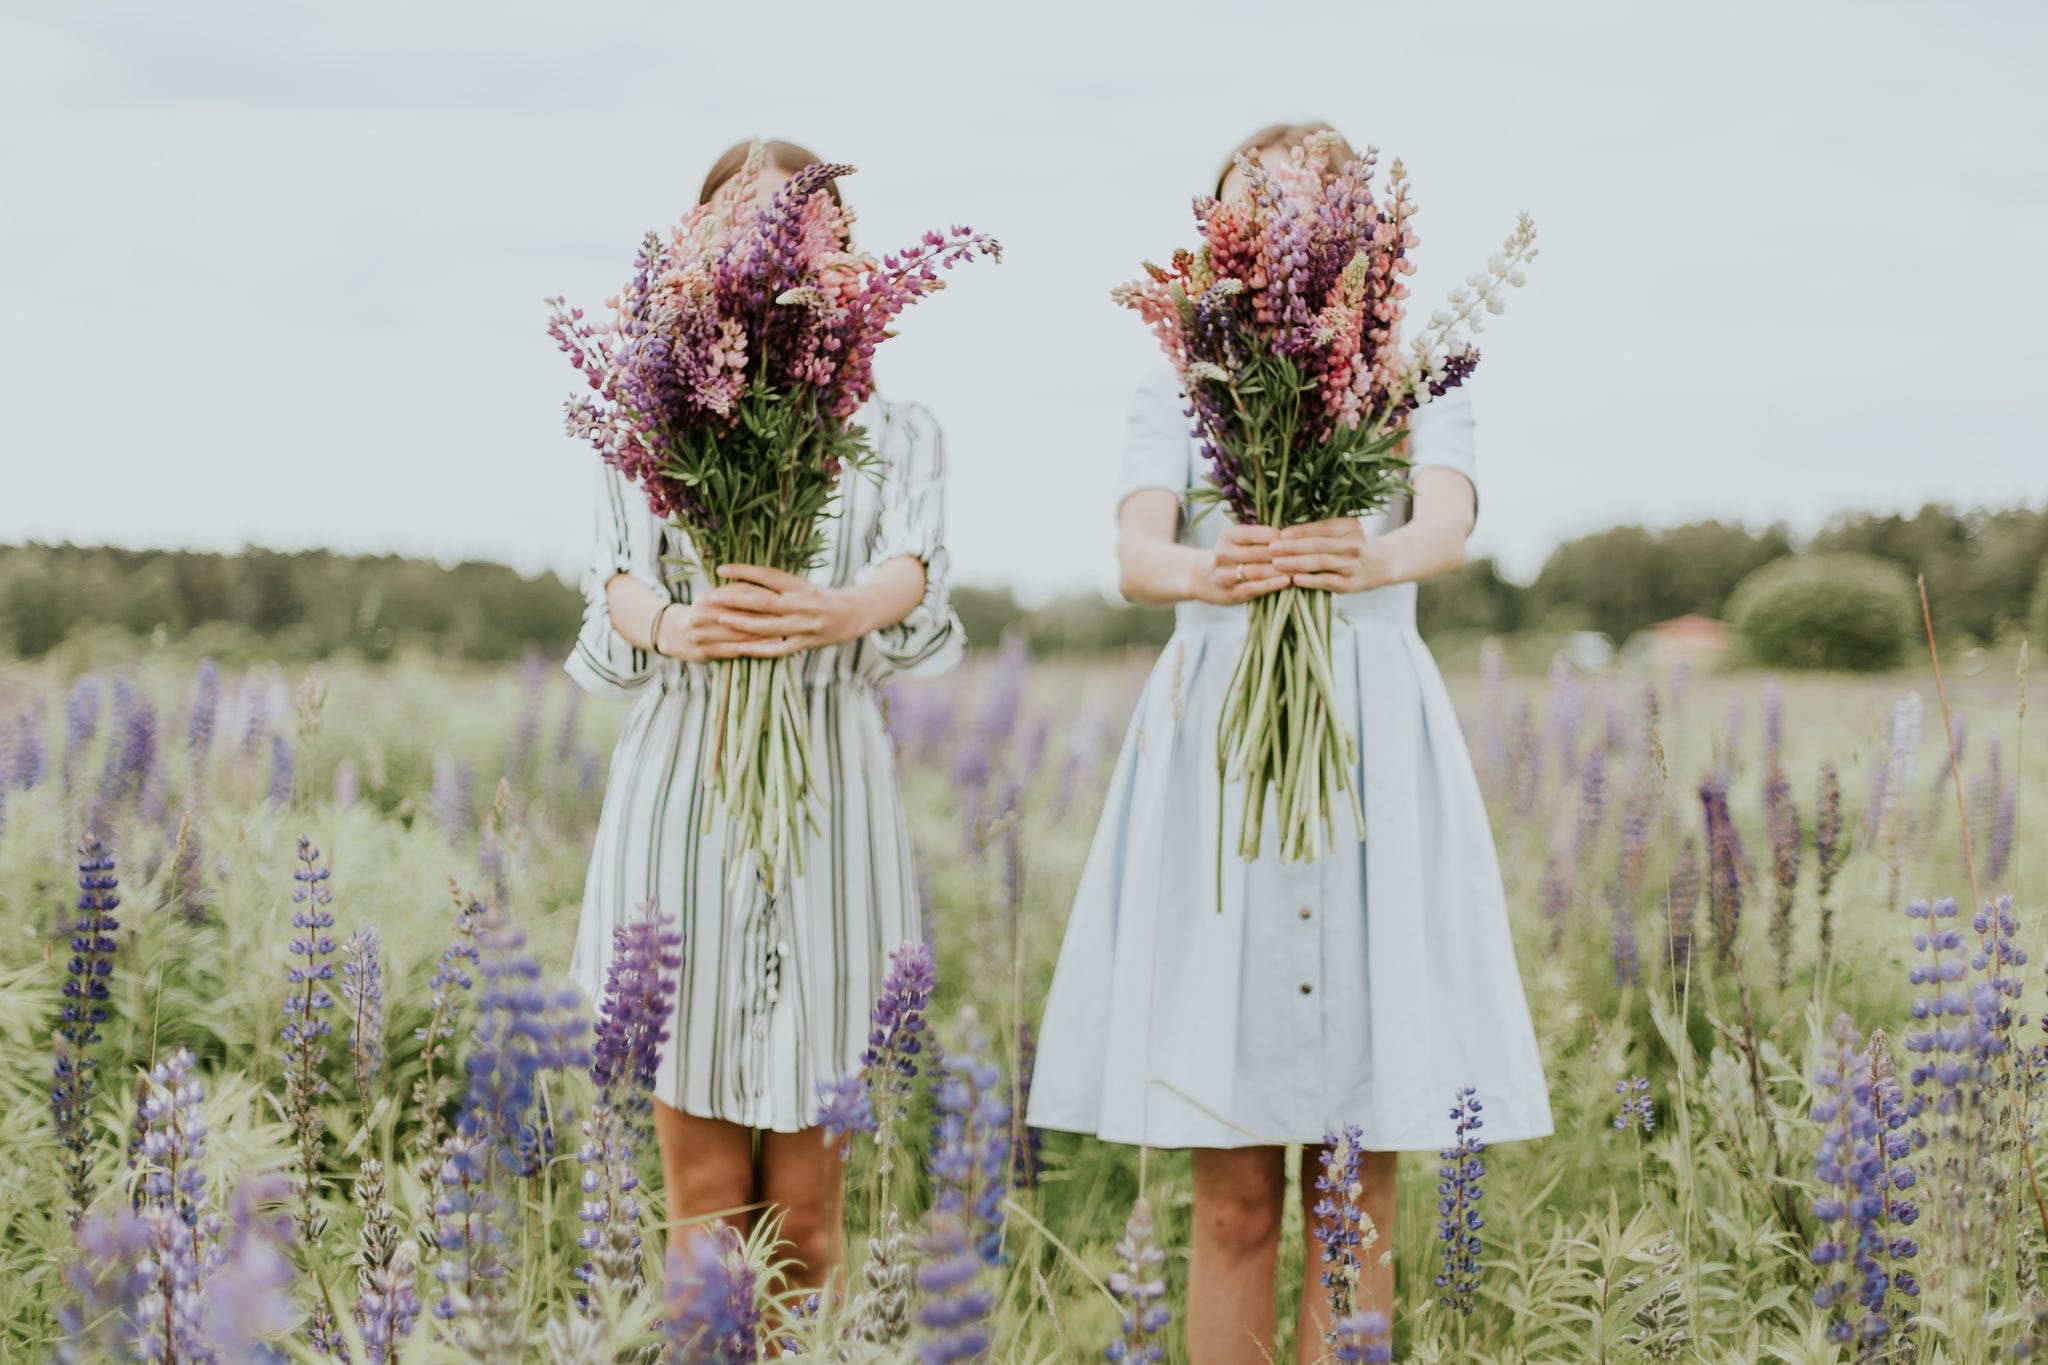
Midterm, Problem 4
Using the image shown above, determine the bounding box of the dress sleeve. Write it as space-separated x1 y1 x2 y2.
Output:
563 463 674 698
860 402 964 679
1114 366 1194 515
1407 388 1480 527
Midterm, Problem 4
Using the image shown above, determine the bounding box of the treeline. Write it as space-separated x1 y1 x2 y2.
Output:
2 502 2043 662
1420 504 2048 646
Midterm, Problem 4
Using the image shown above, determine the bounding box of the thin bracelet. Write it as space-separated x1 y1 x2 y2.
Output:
647 599 678 658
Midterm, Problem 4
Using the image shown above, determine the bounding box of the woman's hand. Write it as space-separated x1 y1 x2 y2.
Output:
685 564 866 659
1188 524 1289 606
1271 517 1396 595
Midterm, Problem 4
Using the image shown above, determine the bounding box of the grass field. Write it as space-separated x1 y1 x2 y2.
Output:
0 627 2039 1362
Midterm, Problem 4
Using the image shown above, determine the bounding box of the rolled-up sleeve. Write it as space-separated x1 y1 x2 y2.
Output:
564 463 674 698
1408 388 1479 526
861 403 964 679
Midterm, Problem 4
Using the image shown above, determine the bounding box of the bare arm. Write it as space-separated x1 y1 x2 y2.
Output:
1268 468 1477 592
605 557 928 663
1115 488 1289 607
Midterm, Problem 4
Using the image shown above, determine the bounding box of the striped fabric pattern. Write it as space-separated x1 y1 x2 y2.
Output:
565 398 960 1131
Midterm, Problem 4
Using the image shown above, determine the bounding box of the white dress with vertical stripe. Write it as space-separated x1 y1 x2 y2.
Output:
565 398 960 1132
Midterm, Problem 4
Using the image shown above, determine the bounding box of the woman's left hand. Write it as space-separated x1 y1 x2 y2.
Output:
702 564 863 657
1271 518 1397 594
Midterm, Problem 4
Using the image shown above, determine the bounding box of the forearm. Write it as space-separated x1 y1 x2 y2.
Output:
1368 513 1470 587
603 572 673 653
832 555 928 641
1117 534 1210 605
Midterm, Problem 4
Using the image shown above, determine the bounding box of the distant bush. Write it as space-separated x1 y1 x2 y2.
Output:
1727 553 1917 671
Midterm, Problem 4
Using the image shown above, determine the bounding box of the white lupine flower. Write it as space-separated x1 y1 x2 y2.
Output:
1488 253 1507 274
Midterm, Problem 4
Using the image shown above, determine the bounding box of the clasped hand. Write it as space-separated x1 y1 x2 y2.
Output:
1195 518 1391 605
664 565 858 662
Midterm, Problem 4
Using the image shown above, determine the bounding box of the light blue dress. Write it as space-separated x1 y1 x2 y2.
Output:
1027 369 1554 1151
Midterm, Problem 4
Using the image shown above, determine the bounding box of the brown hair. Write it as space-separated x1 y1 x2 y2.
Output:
1214 120 1358 197
699 138 842 206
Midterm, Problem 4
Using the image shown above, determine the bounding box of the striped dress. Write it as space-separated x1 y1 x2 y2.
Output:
564 397 961 1132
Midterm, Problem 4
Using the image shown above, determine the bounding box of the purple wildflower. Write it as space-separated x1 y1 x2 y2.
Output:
928 1020 1012 1268
1313 1125 1369 1324
204 1176 299 1362
186 657 221 772
1809 1015 1919 1348
134 1048 222 1363
1576 749 1607 861
1903 898 1972 1108
579 905 683 1298
1666 834 1700 972
54 835 121 1223
58 1209 153 1363
504 649 547 789
1983 780 2016 885
915 1213 995 1364
1614 1076 1654 1134
1331 1312 1394 1364
863 941 937 1179
816 1074 878 1156
1814 762 1846 958
432 1132 517 1356
62 673 103 793
1762 675 1782 761
1765 759 1803 988
458 907 591 1179
1699 776 1744 971
661 1230 761 1365
412 897 485 1178
268 732 293 808
1435 1087 1485 1316
341 928 387 1120
283 836 338 1243
1104 1197 1169 1364
15 701 48 789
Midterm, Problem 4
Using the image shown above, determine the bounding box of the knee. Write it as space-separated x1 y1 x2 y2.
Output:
1201 1180 1285 1261
769 1196 841 1269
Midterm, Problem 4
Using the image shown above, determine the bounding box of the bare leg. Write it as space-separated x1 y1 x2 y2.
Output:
1189 1146 1288 1365
653 1100 759 1245
1294 1145 1399 1361
756 1126 848 1297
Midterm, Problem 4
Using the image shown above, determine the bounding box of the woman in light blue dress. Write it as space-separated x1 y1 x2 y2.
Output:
1027 122 1553 1363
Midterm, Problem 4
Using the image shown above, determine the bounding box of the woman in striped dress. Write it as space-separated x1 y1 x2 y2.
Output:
564 139 962 1293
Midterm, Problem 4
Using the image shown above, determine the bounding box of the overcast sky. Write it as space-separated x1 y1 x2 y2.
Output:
3 1 2044 600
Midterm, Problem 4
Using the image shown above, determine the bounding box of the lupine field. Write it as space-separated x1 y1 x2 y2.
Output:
0 624 2039 1362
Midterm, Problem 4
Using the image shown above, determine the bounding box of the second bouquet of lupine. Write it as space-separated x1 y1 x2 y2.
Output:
1114 132 1536 867
548 142 999 886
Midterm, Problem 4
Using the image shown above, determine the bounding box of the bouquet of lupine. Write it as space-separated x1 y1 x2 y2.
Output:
547 143 999 886
1114 132 1537 867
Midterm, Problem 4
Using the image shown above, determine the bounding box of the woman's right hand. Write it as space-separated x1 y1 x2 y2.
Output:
1188 524 1287 606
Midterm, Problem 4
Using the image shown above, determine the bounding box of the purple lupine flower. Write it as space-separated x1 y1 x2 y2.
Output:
282 836 338 1243
186 657 221 772
1903 898 1972 1107
358 1239 421 1365
1576 749 1607 861
1331 1311 1394 1364
1539 844 1571 950
1931 711 1967 794
15 701 49 789
1611 900 1641 989
864 941 938 1180
1104 1197 1169 1364
1020 713 1050 785
1969 895 2025 1063
431 754 466 844
928 1020 1012 1268
134 1048 222 1363
1435 1086 1485 1316
1313 1125 1368 1323
1809 1015 1919 1348
1761 675 1783 762
504 650 547 789
332 758 360 810
54 833 121 1224
267 732 293 808
915 1213 995 1364
432 1131 518 1356
57 1209 153 1363
661 1229 761 1365
1699 776 1744 971
1547 655 1582 778
1509 698 1543 819
413 897 485 1176
1983 780 2016 885
204 1175 299 1362
579 905 683 1298
817 1074 878 1156
341 928 387 1120
98 678 158 810
1765 759 1803 988
1010 1019 1044 1192
1614 1076 1654 1134
1666 834 1700 972
458 907 591 1179
61 673 103 794
1814 762 1846 921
